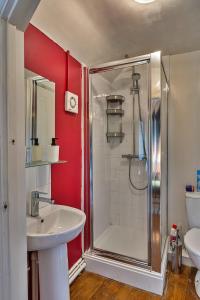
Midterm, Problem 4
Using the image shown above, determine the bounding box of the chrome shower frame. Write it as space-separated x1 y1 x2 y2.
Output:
88 51 168 272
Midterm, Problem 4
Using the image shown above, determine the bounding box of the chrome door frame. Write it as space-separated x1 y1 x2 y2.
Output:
150 51 162 272
88 51 166 272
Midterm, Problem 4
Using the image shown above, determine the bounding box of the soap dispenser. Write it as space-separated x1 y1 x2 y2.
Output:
31 138 42 161
47 138 59 162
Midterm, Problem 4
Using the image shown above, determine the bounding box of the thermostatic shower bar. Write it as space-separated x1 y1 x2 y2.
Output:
122 154 147 160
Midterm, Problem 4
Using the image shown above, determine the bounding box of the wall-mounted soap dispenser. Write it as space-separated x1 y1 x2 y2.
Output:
47 138 59 162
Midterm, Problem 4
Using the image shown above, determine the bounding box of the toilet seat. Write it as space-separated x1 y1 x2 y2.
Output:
184 228 200 256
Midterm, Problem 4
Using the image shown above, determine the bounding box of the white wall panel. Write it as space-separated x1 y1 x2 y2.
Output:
168 50 200 233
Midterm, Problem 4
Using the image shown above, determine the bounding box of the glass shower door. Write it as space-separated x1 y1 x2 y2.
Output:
90 61 150 264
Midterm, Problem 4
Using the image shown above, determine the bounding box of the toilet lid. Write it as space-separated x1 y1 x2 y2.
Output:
184 228 200 256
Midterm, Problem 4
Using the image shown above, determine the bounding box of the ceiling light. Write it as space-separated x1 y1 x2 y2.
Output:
134 0 155 4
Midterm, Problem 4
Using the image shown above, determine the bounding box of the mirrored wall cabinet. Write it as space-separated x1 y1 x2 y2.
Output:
25 69 67 168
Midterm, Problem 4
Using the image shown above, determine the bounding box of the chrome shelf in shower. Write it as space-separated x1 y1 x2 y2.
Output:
106 95 125 143
106 132 125 138
106 132 125 143
106 95 125 103
106 108 124 115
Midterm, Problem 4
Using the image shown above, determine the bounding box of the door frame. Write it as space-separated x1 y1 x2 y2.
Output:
0 1 41 299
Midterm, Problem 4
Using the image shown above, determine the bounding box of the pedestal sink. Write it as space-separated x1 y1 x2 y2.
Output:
27 204 86 300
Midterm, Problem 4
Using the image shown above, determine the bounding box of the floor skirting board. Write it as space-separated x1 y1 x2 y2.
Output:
69 258 86 284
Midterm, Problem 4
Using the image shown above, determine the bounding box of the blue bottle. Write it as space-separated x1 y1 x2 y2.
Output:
197 170 200 192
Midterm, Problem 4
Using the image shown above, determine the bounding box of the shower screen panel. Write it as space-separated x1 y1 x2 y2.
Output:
161 65 169 255
90 61 150 264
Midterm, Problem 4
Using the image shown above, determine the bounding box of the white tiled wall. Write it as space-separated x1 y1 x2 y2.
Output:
92 75 111 239
108 65 148 233
25 165 51 214
92 64 149 244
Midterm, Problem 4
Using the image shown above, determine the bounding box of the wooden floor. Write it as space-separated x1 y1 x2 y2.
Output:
70 264 199 300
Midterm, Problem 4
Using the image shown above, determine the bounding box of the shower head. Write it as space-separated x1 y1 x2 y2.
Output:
132 72 141 81
131 72 141 94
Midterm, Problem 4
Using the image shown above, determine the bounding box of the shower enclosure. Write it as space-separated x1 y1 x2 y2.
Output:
87 51 169 275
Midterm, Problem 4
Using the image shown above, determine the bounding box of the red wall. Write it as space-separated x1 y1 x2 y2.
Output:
52 53 82 267
25 24 82 268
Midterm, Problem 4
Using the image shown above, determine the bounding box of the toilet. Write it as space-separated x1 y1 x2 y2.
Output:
184 192 200 297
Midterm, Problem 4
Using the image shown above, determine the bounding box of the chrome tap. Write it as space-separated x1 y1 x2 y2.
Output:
31 191 54 217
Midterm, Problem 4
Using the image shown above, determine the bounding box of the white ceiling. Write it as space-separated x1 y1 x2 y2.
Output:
31 0 200 66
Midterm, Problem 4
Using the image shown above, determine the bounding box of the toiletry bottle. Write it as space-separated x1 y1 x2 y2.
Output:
170 224 177 251
31 138 42 161
47 138 59 162
197 170 200 192
186 185 195 192
170 224 177 241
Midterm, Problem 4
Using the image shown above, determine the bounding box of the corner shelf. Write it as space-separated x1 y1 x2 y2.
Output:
106 132 125 143
106 109 124 115
106 132 125 138
25 160 67 168
106 95 125 103
106 95 125 143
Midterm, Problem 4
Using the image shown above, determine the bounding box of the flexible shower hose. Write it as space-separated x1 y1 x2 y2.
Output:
128 158 148 191
128 89 148 191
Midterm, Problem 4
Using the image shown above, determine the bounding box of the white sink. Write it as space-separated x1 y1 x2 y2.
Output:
27 204 86 251
27 204 86 300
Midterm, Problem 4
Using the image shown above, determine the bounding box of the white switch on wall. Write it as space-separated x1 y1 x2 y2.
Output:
65 91 78 114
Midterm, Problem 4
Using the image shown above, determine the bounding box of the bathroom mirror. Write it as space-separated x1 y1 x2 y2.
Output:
25 69 55 165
